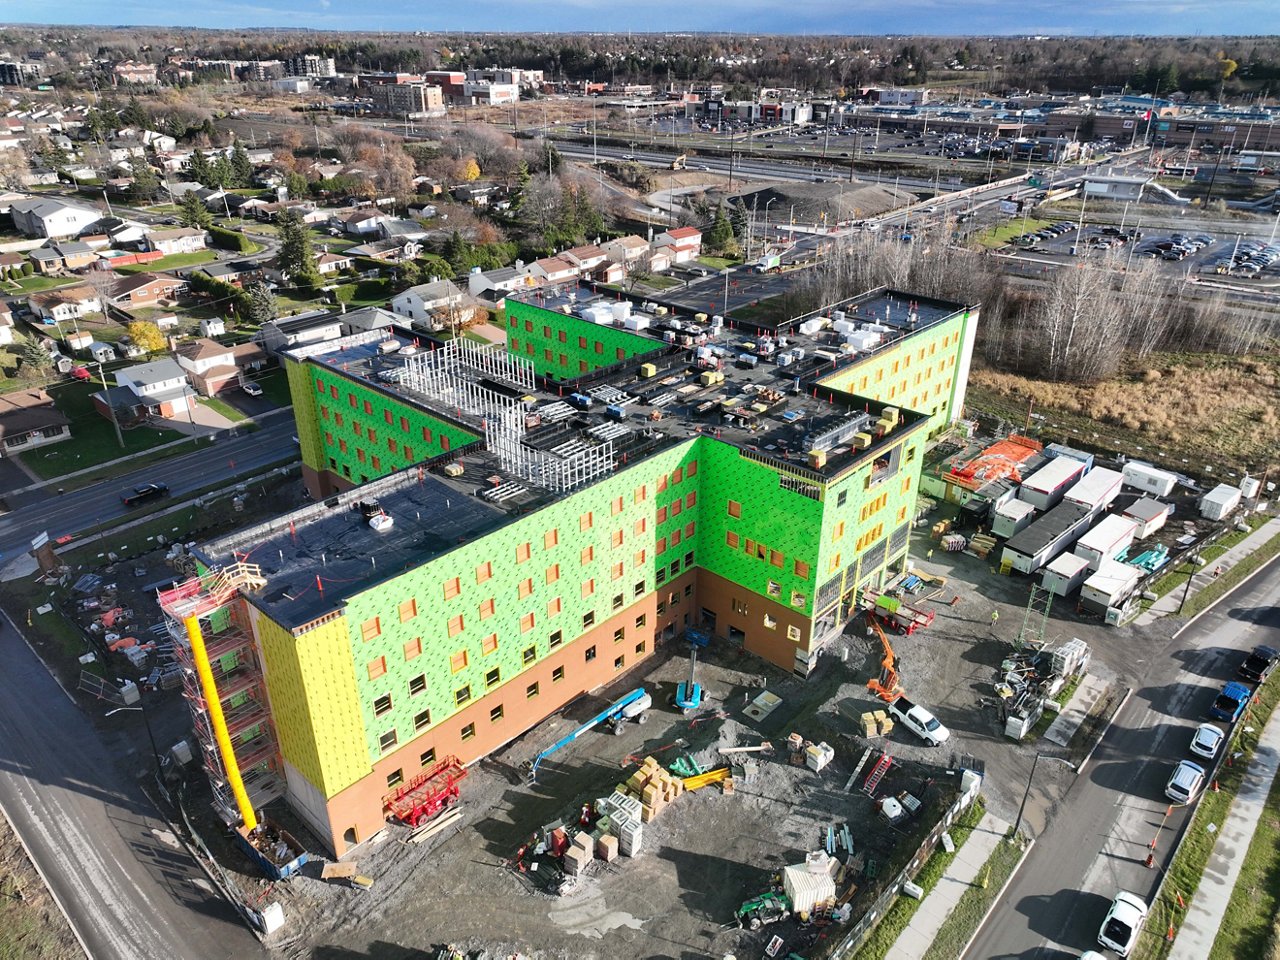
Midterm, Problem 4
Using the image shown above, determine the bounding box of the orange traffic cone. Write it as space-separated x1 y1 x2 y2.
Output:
1213 779 1220 792
1166 921 1176 942
1176 891 1186 909
1145 853 1156 869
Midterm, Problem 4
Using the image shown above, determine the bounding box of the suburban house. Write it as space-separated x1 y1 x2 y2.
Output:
0 252 28 274
175 337 268 396
29 286 102 323
196 261 260 286
109 272 188 308
29 240 98 275
450 182 501 206
9 197 101 239
561 244 609 274
344 238 414 262
0 303 13 345
379 219 429 242
466 264 530 299
109 358 195 418
257 311 345 354
0 389 71 458
602 234 650 267
527 256 579 284
144 227 207 256
653 226 703 264
315 252 354 276
648 248 673 274
596 261 626 284
388 278 465 323
333 209 392 236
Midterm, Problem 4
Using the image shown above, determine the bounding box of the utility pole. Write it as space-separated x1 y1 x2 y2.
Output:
98 361 125 449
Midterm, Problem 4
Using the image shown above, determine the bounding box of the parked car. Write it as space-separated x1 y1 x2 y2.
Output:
1166 759 1206 804
1239 645 1280 683
242 381 263 397
1189 723 1225 760
70 366 92 382
1097 891 1149 957
121 482 169 507
888 696 951 746
1209 681 1252 722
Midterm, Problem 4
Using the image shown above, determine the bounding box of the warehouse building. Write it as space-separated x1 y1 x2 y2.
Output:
158 285 979 857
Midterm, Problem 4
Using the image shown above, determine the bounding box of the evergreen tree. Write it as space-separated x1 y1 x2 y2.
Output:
209 154 232 189
83 108 107 143
730 199 750 244
444 229 472 272
285 171 309 200
187 148 211 186
573 185 604 240
706 202 736 255
245 280 278 326
544 143 563 174
179 190 214 229
276 209 321 288
16 336 50 373
128 157 161 203
121 96 148 130
229 141 253 188
510 160 531 214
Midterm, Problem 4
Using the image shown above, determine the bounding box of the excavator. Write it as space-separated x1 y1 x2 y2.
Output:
866 610 904 702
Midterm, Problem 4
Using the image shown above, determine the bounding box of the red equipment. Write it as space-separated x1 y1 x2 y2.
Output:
866 612 904 702
384 756 467 826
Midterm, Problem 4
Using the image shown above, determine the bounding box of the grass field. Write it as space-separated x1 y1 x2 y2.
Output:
1208 767 1280 959
114 250 217 274
18 381 186 481
0 814 79 959
968 352 1280 477
2 274 76 295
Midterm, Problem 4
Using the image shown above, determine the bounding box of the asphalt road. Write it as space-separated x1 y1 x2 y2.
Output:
0 610 264 960
965 555 1280 960
0 417 298 561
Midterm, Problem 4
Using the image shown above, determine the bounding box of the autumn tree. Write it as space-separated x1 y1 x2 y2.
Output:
126 320 165 354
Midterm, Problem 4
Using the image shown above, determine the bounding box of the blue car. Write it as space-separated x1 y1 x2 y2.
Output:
1210 681 1252 723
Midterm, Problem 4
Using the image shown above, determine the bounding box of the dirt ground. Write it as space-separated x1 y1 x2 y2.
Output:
0 814 81 959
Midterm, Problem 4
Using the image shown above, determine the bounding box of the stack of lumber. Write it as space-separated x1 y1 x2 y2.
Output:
968 533 998 558
621 756 686 822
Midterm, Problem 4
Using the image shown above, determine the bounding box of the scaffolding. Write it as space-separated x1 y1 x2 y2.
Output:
158 563 284 828
1014 583 1054 652
484 407 616 493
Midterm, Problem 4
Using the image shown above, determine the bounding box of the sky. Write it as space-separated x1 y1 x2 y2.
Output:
2 0 1278 36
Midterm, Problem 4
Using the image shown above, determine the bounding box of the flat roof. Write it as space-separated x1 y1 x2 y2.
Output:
1124 498 1172 521
1004 501 1091 558
1021 456 1084 493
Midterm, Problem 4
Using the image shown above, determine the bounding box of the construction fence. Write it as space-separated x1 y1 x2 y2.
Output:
828 769 983 958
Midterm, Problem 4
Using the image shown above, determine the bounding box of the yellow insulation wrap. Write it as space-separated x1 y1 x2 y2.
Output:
184 615 257 831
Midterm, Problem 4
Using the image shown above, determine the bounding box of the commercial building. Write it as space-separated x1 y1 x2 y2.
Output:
369 83 445 118
158 285 978 858
286 54 337 78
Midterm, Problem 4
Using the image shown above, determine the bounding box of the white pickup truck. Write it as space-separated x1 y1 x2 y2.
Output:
889 696 951 747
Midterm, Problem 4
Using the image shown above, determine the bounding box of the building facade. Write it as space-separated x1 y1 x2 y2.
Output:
163 285 978 859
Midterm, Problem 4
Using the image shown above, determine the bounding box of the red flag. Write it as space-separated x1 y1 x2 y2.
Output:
1143 110 1151 120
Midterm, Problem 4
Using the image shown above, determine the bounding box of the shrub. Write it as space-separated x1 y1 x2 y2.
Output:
209 225 255 253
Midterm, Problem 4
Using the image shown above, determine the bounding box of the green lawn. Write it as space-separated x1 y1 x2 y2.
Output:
1136 673 1280 960
638 274 682 291
854 797 987 960
973 219 1052 249
3 274 76 295
17 381 187 481
115 251 217 274
697 255 740 271
1208 766 1280 959
198 395 249 423
922 834 1025 960
254 368 294 408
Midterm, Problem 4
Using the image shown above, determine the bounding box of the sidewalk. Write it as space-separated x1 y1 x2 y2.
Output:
888 810 1012 960
1168 707 1280 959
1134 515 1280 626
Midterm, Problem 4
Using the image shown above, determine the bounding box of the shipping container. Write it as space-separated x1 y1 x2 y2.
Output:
782 858 838 915
1018 457 1086 511
1042 552 1092 597
1200 483 1242 521
1075 515 1139 571
1122 462 1177 498
1064 467 1124 515
1001 501 1093 574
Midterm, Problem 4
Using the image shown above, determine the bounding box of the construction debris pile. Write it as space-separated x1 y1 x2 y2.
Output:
991 638 1091 740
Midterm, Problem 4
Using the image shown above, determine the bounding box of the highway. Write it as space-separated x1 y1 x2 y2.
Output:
964 556 1280 959
0 418 299 562
0 608 265 960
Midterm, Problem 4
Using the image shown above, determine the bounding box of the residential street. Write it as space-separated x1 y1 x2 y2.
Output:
964 555 1280 959
0 608 264 960
0 417 299 562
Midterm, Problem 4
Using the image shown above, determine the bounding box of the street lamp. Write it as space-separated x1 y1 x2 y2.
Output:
764 197 778 250
1013 753 1076 839
106 703 165 780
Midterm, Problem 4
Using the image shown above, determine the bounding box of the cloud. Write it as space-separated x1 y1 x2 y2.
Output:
319 0 330 7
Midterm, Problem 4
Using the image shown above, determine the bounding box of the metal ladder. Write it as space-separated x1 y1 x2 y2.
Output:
863 752 892 795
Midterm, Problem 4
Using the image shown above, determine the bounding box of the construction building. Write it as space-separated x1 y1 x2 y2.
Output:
159 285 978 858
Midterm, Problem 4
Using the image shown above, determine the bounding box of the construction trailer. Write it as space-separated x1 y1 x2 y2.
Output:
1063 467 1124 517
1074 515 1139 572
1043 442 1094 474
1080 559 1143 615
1017 456 1085 511
1122 462 1178 498
1200 484 1242 521
991 498 1037 539
1123 498 1172 539
1001 501 1092 575
1040 551 1091 597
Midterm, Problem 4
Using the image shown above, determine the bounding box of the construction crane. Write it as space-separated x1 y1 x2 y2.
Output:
526 687 652 782
866 610 904 702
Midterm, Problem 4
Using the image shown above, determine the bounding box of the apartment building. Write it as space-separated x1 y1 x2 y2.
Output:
162 285 978 858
